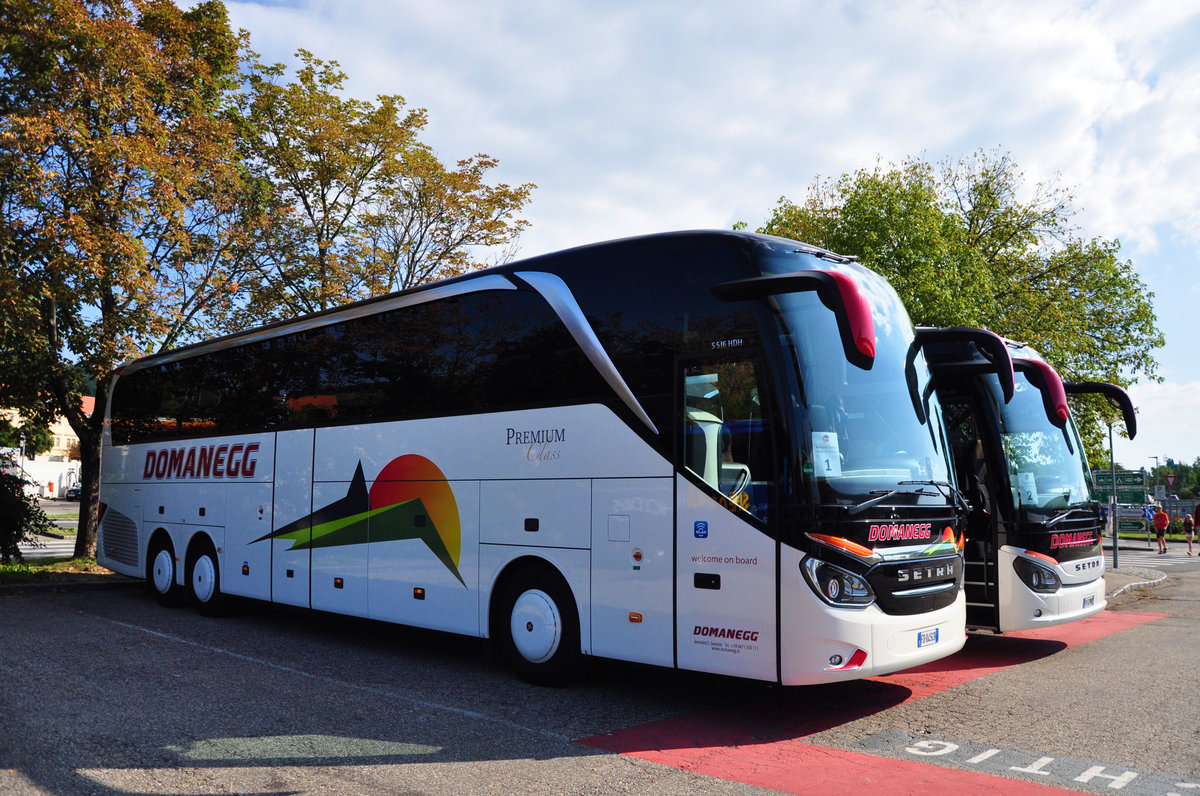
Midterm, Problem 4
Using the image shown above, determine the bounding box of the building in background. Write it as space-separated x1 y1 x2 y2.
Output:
0 397 94 498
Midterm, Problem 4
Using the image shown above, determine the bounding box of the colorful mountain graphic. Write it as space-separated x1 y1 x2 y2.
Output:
255 455 464 587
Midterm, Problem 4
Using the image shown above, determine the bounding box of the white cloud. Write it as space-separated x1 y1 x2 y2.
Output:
225 2 1200 242
224 0 1200 462
1115 381 1200 468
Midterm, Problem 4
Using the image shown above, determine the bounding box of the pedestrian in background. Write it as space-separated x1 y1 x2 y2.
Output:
1153 505 1169 554
1185 513 1194 556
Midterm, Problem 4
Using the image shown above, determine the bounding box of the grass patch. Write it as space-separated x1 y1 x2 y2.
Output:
0 556 122 584
45 512 79 520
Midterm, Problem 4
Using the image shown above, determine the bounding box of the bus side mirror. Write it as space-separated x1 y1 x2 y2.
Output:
914 327 1015 403
712 270 876 370
1064 381 1137 439
1015 358 1070 429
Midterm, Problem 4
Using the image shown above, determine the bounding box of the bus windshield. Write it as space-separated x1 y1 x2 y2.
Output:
986 371 1096 513
767 267 952 507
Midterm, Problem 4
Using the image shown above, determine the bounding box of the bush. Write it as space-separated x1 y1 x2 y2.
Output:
1168 517 1194 534
0 453 56 563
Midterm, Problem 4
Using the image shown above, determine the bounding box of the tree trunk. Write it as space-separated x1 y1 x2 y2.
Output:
72 425 102 560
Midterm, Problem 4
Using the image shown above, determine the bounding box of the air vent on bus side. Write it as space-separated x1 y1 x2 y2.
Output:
99 508 139 567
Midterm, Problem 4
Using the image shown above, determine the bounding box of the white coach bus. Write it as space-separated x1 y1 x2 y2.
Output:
98 230 966 685
922 330 1136 632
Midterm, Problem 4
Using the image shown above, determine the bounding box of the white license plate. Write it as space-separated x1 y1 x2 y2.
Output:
917 628 939 648
1083 595 1095 609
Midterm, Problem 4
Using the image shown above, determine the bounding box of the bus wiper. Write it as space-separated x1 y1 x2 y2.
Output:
1041 507 1092 528
847 487 939 515
901 479 969 512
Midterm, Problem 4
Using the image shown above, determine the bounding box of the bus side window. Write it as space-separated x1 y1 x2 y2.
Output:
682 359 772 524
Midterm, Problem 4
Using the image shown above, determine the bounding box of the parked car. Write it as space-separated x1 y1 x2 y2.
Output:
64 485 81 500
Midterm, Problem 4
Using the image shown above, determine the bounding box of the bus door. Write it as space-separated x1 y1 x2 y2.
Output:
944 400 1000 629
675 355 778 682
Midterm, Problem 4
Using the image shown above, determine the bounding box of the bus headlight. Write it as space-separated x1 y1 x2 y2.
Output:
1013 557 1060 593
802 558 875 608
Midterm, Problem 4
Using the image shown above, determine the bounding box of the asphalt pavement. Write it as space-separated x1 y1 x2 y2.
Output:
2 546 1195 795
3 511 1192 795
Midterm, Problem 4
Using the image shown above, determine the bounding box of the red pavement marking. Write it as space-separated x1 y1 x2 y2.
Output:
579 610 1166 795
871 607 1168 700
622 741 1076 795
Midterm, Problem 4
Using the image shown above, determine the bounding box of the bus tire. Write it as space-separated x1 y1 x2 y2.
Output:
186 537 228 617
146 534 182 607
495 564 584 685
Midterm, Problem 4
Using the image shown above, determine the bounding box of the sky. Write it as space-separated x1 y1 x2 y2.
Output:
223 0 1200 472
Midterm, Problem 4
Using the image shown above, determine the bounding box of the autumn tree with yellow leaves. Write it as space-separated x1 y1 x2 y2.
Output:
0 0 247 557
0 1 533 558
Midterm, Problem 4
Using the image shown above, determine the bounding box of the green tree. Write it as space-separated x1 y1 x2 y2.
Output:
761 159 996 328
0 0 248 558
753 149 1163 463
0 418 52 457
0 453 56 563
1153 459 1199 501
230 49 534 325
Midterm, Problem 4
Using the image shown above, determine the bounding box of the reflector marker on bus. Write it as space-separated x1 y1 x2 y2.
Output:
514 271 659 435
826 648 868 670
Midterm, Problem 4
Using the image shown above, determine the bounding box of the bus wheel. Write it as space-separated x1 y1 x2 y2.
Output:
146 536 182 607
186 539 228 617
496 566 583 685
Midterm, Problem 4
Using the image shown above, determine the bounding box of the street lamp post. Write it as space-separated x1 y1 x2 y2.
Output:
1108 422 1118 569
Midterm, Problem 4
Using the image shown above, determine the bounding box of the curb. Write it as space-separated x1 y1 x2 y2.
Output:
0 577 140 595
1106 566 1168 599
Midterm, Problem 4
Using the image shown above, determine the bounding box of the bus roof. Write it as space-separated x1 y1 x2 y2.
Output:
114 230 854 374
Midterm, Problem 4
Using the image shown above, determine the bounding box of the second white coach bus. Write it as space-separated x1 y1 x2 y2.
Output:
921 330 1136 632
98 230 967 685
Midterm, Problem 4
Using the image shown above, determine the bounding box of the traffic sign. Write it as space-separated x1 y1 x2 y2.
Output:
1096 487 1149 504
1116 505 1149 518
1165 474 1178 488
1117 519 1146 532
1094 470 1146 487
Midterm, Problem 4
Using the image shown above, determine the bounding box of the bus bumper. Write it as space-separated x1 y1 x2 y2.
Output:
779 587 967 686
996 547 1107 633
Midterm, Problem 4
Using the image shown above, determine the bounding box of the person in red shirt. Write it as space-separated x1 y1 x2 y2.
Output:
1153 505 1170 554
